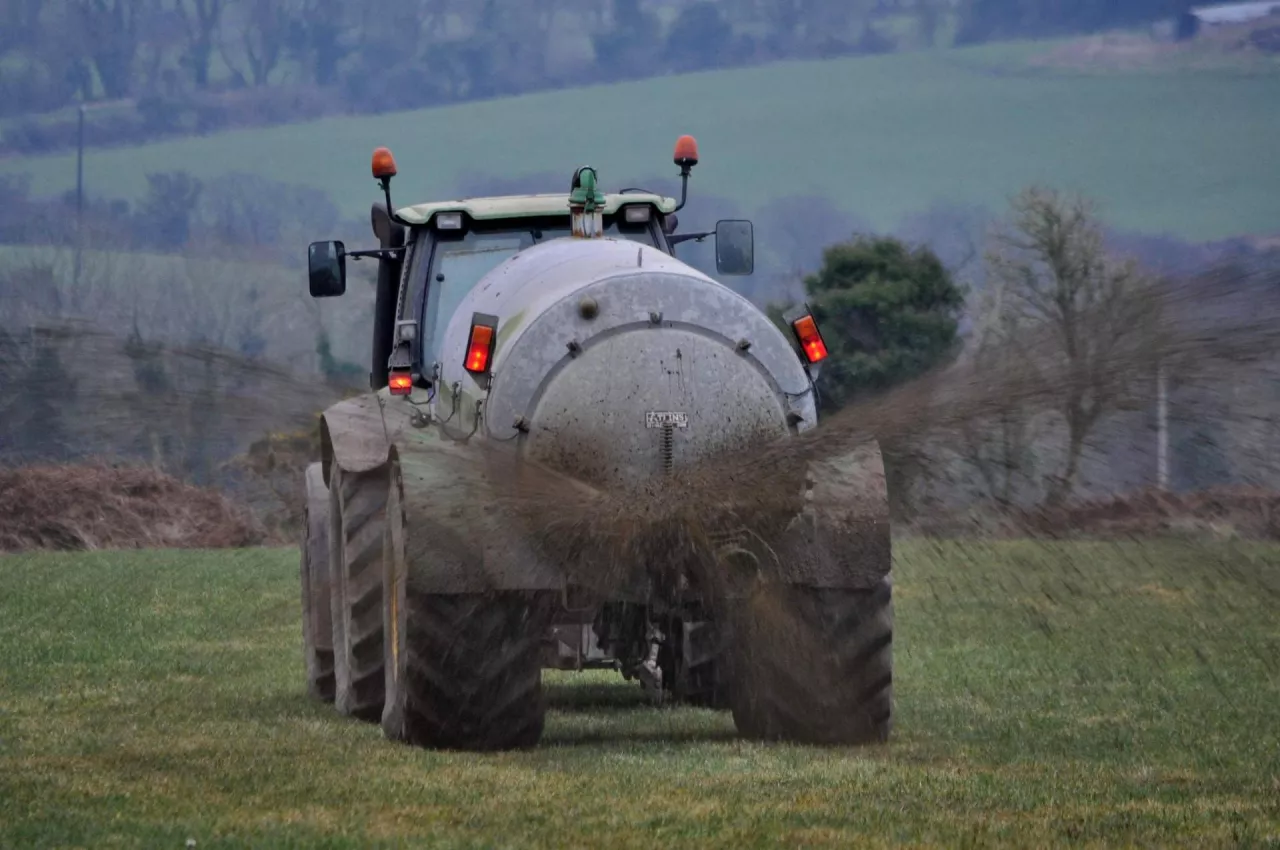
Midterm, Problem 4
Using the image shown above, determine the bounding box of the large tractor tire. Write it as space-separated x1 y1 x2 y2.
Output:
381 467 553 750
300 463 335 702
726 578 893 746
328 462 390 722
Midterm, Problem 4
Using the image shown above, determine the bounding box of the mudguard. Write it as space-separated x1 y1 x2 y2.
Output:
318 386 593 594
325 388 889 593
780 441 892 590
392 422 583 595
320 392 395 487
304 462 331 537
694 439 892 596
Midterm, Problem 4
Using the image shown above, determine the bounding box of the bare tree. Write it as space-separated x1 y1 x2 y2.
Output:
136 7 179 94
176 0 225 89
914 0 946 47
0 322 23 432
232 0 293 86
292 0 350 85
984 186 1160 507
0 0 44 52
730 0 875 53
955 270 1040 507
71 0 154 98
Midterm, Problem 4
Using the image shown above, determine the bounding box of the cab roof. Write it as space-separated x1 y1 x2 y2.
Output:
396 191 678 226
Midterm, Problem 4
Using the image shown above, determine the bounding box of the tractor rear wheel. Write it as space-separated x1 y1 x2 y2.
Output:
328 462 389 722
384 590 552 750
300 463 335 702
726 579 893 745
381 469 552 750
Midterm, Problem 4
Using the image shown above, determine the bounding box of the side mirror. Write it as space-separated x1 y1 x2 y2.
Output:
308 240 347 298
714 220 754 276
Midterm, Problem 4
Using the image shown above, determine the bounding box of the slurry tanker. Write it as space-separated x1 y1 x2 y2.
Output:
300 137 892 750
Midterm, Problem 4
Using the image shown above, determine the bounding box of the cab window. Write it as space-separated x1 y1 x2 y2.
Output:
412 214 664 368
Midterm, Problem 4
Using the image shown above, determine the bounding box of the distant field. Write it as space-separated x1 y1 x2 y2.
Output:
3 42 1280 241
2 539 1277 847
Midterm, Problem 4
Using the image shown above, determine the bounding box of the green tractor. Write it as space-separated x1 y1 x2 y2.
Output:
300 136 893 750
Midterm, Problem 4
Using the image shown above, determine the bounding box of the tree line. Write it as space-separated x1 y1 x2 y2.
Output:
3 160 1272 515
1 0 1193 155
768 186 1279 518
954 0 1191 43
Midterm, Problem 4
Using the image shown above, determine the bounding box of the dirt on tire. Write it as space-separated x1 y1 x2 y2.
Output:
301 463 336 703
386 589 555 751
328 462 389 722
725 579 894 746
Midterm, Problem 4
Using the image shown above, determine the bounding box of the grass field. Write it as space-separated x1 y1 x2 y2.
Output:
4 42 1280 241
2 539 1277 848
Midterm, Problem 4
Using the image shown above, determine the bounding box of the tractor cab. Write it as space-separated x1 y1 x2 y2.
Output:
306 136 755 392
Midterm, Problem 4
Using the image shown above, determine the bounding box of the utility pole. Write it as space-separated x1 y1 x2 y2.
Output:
1156 360 1169 491
74 104 86 289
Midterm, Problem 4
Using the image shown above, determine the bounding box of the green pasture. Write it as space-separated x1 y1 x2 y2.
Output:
3 42 1280 241
1 538 1277 847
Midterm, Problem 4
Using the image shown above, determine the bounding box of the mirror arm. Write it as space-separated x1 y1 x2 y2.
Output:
668 230 714 246
346 248 405 261
672 171 691 213
381 176 413 228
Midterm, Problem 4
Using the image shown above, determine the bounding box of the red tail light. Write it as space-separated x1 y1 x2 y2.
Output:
388 371 413 395
465 322 496 373
792 314 828 364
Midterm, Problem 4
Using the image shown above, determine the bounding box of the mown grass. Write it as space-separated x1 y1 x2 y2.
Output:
4 42 1280 241
1 539 1278 848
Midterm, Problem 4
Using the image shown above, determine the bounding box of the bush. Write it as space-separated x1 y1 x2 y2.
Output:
0 462 266 551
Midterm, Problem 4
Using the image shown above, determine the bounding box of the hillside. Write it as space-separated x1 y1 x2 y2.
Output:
4 42 1280 242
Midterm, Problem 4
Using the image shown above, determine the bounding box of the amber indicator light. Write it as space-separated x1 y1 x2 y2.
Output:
372 146 398 180
673 134 699 166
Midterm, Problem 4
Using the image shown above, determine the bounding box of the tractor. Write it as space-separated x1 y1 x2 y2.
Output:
300 136 893 750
